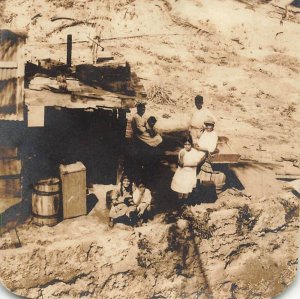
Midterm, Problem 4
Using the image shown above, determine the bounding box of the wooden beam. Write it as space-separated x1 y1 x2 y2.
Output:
0 61 18 68
25 89 136 109
276 173 300 180
0 146 18 159
0 159 21 176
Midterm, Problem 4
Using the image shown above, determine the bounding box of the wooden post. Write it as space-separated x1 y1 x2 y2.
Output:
116 156 124 185
116 109 127 184
67 34 72 67
118 109 127 140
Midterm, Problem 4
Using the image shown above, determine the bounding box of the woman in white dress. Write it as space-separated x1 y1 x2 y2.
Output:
171 136 205 200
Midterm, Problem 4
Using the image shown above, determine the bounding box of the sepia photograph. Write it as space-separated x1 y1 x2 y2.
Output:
0 0 299 298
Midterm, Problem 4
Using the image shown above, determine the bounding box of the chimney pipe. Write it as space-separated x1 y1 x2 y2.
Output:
67 34 72 67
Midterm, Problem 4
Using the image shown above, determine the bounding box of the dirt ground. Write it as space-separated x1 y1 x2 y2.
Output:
0 0 300 298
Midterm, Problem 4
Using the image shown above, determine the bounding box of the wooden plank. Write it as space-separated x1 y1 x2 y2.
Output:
211 141 241 163
60 162 87 219
276 173 300 180
71 93 132 109
25 89 136 109
0 61 18 68
0 146 18 159
211 137 241 164
25 88 71 106
0 159 21 176
27 105 45 127
276 172 300 176
0 178 21 198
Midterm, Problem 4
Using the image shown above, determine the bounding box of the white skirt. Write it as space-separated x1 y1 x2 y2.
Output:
171 166 197 194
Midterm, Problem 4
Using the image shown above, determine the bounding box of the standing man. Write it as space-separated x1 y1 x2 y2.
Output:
189 95 217 144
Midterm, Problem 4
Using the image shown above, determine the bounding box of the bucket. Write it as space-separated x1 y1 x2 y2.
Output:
211 171 226 194
198 170 215 186
198 170 226 194
32 178 61 226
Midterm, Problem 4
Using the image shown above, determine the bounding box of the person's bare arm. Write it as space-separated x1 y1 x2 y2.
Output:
197 145 210 152
178 150 185 168
147 127 157 137
133 116 146 135
183 160 201 167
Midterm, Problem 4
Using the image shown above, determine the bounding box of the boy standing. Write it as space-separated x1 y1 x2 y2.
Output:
189 95 217 144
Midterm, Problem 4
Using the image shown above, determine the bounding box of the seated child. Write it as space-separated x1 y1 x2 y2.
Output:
132 181 153 223
137 116 163 148
108 189 137 227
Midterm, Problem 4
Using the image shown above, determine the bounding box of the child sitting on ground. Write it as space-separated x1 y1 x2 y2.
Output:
108 189 137 228
132 181 153 223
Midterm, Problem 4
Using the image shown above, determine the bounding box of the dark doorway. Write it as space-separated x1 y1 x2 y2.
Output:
21 107 123 192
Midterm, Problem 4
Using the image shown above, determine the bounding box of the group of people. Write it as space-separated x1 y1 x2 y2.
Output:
129 102 163 169
107 95 218 227
172 95 218 200
107 175 153 227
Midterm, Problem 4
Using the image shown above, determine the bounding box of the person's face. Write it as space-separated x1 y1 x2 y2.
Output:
184 141 192 151
122 178 131 188
137 106 146 116
138 184 146 192
111 191 119 201
148 120 156 128
205 124 214 132
195 100 203 110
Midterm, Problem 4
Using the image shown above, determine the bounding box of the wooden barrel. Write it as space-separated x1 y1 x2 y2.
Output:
32 178 60 226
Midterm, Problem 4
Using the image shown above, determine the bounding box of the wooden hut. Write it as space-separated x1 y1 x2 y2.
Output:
0 30 147 227
0 29 26 228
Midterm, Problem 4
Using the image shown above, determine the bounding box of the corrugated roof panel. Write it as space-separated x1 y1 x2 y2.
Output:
0 29 26 121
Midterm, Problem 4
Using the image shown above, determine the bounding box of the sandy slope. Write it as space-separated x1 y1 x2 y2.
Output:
2 0 299 162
